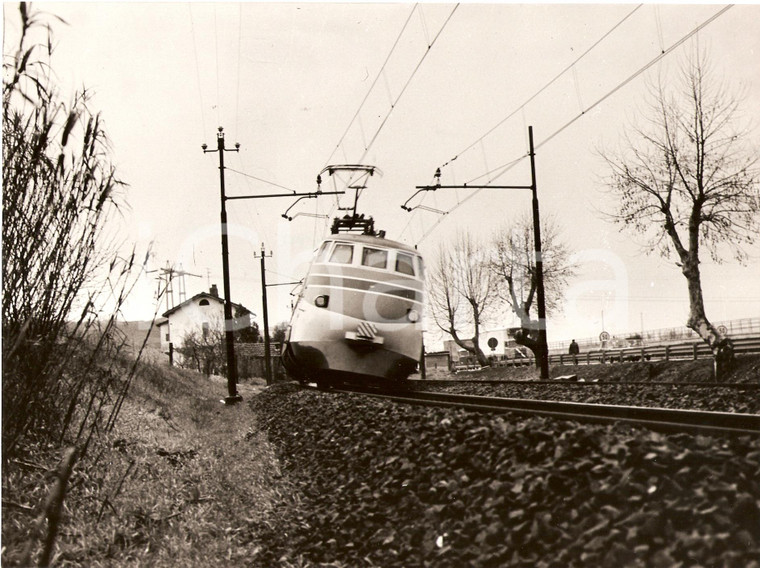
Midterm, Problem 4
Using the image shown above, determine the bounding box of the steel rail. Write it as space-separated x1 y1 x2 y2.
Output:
407 379 760 389
330 387 760 436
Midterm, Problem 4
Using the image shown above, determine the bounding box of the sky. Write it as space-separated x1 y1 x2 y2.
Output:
4 2 760 350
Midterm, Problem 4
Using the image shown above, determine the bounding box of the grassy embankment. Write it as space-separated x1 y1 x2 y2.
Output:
2 361 286 567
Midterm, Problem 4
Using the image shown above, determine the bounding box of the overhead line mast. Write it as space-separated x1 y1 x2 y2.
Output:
203 127 241 405
202 127 345 404
406 127 550 380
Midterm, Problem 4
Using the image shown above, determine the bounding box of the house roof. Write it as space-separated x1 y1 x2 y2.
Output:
160 292 253 319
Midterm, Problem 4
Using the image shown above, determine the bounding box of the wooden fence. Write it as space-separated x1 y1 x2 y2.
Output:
481 335 760 370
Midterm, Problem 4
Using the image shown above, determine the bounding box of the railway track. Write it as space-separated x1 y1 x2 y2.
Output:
322 385 760 436
409 378 759 388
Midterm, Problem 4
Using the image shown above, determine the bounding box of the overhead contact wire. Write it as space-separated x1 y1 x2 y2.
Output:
323 5 458 226
416 4 732 246
324 3 418 167
355 4 459 166
438 4 643 170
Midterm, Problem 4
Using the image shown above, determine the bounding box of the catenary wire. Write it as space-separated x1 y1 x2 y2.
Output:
438 4 643 170
413 4 733 246
320 5 459 225
323 4 418 167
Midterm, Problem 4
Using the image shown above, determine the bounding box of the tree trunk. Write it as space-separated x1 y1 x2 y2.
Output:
682 257 734 380
449 330 490 367
511 325 545 370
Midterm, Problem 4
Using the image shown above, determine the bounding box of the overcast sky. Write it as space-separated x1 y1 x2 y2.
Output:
5 2 759 348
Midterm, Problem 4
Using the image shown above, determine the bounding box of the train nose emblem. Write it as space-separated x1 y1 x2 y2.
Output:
357 321 378 339
345 321 385 345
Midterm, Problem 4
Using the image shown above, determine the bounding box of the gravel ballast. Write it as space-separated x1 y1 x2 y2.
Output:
250 384 760 567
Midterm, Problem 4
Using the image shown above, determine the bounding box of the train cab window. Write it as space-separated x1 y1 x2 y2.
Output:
329 243 354 264
315 241 332 263
395 252 416 276
361 247 388 269
416 255 425 279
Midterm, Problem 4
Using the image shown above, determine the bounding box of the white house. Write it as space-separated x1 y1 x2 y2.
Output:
156 284 254 358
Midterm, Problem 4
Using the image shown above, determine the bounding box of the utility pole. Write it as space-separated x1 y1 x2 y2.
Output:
254 244 273 386
405 126 549 379
527 126 549 381
203 127 241 405
201 129 344 400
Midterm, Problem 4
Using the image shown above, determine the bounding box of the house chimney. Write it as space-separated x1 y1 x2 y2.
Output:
210 284 219 298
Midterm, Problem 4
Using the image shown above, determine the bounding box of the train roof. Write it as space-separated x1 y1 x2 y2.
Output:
320 232 419 254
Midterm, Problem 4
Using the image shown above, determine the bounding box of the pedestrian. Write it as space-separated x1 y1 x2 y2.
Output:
568 339 580 365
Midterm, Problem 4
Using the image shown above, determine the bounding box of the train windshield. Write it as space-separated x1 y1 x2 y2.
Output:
315 241 332 263
329 243 354 264
362 247 388 269
395 252 415 276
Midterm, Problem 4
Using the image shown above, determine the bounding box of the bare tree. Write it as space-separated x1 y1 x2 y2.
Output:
600 53 759 378
491 214 577 364
177 326 225 376
176 309 259 376
427 232 498 367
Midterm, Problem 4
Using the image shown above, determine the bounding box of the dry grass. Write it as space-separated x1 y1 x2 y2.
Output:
1 363 290 567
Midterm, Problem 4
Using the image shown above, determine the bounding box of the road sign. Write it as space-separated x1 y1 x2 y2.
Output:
599 331 610 342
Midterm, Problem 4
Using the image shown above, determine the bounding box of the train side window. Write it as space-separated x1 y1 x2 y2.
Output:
315 241 332 263
362 247 388 269
395 252 415 276
329 243 354 264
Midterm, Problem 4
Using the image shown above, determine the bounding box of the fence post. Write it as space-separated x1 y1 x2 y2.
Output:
693 343 698 360
665 345 670 361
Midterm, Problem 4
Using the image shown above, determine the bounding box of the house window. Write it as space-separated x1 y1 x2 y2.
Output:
165 333 170 341
199 299 210 306
202 321 210 340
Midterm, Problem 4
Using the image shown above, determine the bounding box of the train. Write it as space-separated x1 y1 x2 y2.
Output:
282 166 425 388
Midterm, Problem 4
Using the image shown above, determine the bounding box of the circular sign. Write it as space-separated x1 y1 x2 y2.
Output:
599 331 610 342
717 325 727 334
487 337 498 351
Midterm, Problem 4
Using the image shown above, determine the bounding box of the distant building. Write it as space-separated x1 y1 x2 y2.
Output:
156 284 254 360
443 328 527 362
443 338 473 363
423 350 451 372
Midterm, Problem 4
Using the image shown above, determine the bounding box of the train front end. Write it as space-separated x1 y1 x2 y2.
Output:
283 234 424 386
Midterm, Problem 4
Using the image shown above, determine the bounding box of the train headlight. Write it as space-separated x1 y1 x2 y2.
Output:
315 295 329 308
407 309 420 322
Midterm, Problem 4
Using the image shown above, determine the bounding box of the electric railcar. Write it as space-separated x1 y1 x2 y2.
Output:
282 231 425 387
